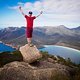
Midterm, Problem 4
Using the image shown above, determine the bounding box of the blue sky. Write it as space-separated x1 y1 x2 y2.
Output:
0 0 80 28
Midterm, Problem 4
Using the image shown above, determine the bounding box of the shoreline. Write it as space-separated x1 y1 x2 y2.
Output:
37 42 80 51
0 42 17 50
0 42 80 51
0 41 2 43
43 45 80 52
55 43 80 51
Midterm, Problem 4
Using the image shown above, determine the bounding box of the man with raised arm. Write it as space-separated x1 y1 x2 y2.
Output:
19 6 43 47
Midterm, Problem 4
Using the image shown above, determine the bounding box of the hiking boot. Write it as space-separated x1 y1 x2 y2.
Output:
28 43 34 47
30 43 34 47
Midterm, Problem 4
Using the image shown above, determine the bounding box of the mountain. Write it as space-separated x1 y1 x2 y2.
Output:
0 25 80 49
71 26 80 30
0 27 25 41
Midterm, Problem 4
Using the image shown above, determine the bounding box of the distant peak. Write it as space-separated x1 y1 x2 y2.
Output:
72 26 80 30
58 25 66 28
76 26 80 29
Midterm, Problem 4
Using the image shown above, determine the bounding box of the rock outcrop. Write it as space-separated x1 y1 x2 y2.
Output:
19 44 42 63
0 61 70 80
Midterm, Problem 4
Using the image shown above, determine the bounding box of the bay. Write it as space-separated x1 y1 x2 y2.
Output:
0 43 16 52
40 45 80 64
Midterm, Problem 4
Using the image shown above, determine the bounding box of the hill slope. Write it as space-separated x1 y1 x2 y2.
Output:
0 26 80 49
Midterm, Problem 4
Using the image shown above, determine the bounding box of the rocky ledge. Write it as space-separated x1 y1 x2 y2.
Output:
0 60 72 80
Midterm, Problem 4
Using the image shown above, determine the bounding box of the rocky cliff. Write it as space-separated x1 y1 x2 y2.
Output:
0 60 72 80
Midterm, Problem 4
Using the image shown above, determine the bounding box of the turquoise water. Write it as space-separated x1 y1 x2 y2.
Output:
0 43 16 52
40 45 80 64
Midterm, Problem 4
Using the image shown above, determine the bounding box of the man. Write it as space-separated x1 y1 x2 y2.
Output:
19 6 43 47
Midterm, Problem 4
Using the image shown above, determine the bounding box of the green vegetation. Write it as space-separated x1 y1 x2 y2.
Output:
0 51 23 67
40 51 76 66
0 50 77 67
40 51 57 60
57 56 76 67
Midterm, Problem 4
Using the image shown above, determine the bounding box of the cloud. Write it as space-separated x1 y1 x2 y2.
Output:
34 1 43 11
9 0 80 14
42 0 80 14
8 0 80 27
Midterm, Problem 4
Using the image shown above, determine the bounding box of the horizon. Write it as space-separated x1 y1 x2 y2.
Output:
0 25 80 29
0 0 80 28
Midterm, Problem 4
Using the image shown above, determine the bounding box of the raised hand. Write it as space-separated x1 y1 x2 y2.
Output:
19 6 21 10
19 6 25 16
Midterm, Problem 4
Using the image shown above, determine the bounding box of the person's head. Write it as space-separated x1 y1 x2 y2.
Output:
28 11 33 16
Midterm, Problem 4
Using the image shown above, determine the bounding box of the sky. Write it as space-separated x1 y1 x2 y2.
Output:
0 0 80 28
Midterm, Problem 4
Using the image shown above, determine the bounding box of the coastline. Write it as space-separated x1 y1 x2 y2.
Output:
0 41 80 51
0 42 17 50
38 43 80 51
43 45 80 52
0 41 2 43
55 43 80 51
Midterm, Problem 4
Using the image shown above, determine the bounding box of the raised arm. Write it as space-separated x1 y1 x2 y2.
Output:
36 11 43 18
19 6 25 16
